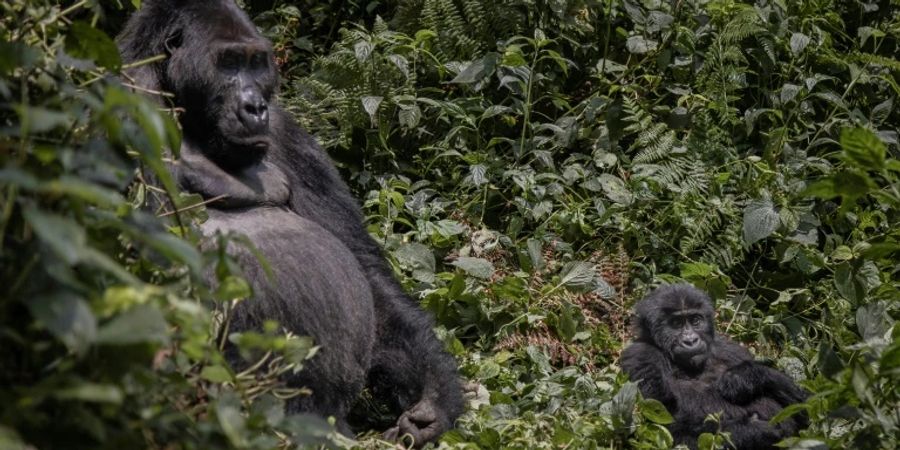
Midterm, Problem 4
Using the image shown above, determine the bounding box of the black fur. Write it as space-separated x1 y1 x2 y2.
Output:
118 1 463 445
621 285 808 450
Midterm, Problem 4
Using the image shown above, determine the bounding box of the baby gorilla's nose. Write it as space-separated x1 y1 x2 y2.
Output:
681 334 701 349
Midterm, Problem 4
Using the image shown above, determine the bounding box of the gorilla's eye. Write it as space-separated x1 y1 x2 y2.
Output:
250 52 268 70
668 317 684 328
689 315 703 327
219 50 242 71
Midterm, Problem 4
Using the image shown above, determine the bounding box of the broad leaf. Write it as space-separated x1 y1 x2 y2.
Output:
743 199 780 245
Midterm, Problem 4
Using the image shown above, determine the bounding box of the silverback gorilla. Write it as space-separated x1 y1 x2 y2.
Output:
621 285 808 450
117 1 463 445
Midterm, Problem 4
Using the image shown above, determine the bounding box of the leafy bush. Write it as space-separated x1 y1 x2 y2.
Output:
2 0 898 449
0 2 338 448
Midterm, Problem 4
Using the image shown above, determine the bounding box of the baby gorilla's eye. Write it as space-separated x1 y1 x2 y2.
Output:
689 315 703 327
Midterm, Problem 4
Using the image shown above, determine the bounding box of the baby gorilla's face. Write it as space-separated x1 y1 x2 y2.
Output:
664 311 711 369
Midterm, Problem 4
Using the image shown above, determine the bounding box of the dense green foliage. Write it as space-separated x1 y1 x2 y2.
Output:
1 0 899 449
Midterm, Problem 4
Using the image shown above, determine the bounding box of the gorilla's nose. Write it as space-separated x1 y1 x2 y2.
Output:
681 335 700 349
239 91 269 134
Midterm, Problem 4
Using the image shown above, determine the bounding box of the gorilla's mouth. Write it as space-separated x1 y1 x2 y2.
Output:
231 136 271 151
672 345 708 368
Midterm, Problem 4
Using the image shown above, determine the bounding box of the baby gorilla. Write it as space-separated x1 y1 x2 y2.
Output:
620 285 808 450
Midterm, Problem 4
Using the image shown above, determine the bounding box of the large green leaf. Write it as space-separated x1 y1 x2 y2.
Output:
742 199 779 245
841 127 886 170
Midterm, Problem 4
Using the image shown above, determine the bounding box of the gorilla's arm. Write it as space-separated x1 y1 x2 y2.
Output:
620 342 678 410
716 360 808 407
269 109 463 442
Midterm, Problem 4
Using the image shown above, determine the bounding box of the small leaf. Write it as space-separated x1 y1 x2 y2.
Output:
201 365 234 383
790 33 811 55
96 304 169 346
451 256 494 280
14 106 71 133
215 275 252 301
27 291 97 355
0 40 39 74
526 239 544 270
626 36 658 54
55 383 123 404
743 199 780 245
640 399 674 424
65 22 121 70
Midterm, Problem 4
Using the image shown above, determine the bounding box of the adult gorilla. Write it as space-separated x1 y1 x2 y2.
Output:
620 285 808 450
118 0 463 445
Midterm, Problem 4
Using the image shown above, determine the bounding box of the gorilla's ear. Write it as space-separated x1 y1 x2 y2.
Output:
164 28 183 55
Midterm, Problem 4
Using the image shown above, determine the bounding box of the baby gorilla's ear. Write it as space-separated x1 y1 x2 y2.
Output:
164 28 183 54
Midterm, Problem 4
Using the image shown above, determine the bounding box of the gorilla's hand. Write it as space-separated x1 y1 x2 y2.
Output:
383 398 449 448
716 361 763 405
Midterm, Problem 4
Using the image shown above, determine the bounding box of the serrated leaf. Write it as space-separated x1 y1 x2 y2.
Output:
856 302 893 342
452 257 494 280
353 40 373 63
559 261 595 292
593 277 616 299
790 33 810 55
780 83 801 104
398 104 421 129
449 53 499 85
361 96 383 127
526 239 544 270
743 199 780 245
841 127 885 170
598 173 633 205
394 242 435 273
469 164 488 186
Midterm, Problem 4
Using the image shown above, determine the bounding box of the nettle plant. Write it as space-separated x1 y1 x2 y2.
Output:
281 0 899 447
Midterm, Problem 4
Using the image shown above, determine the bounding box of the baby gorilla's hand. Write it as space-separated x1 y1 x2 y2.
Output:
716 361 764 405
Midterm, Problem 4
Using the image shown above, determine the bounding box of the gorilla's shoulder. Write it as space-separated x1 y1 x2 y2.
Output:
711 334 754 363
621 342 667 368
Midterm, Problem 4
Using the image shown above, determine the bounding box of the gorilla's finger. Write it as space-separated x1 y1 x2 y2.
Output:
383 426 399 441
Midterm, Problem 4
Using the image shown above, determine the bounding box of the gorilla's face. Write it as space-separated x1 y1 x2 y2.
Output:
636 284 716 371
163 4 278 171
659 310 712 369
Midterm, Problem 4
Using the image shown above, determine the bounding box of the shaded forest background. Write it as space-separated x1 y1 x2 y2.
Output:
1 0 898 449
